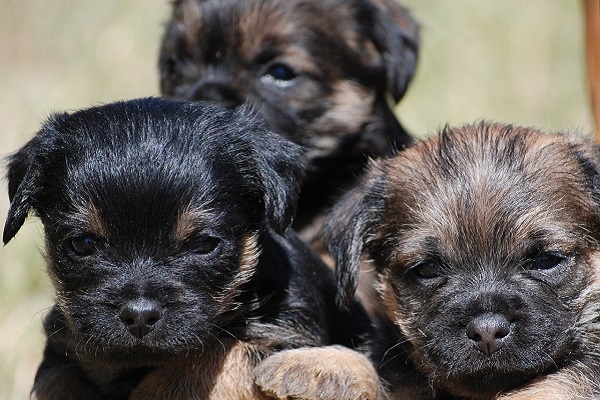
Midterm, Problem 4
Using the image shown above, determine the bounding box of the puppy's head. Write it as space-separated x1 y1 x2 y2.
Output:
4 98 305 366
159 0 418 159
326 122 600 398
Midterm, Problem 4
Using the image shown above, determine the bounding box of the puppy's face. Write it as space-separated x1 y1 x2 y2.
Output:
327 123 600 398
3 99 304 366
159 0 418 158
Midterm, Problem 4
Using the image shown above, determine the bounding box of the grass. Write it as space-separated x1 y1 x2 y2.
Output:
0 0 590 398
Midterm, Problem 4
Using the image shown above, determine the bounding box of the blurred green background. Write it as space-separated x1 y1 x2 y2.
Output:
0 0 591 398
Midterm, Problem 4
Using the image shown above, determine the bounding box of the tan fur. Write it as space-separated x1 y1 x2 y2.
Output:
255 346 383 400
497 365 598 400
174 0 203 47
86 203 108 238
172 204 218 242
328 123 600 399
379 125 600 398
305 81 376 159
496 254 600 400
61 202 108 238
237 5 302 61
131 341 270 400
214 232 261 310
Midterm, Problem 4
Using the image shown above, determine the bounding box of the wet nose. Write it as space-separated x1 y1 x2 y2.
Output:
466 313 511 356
118 298 163 339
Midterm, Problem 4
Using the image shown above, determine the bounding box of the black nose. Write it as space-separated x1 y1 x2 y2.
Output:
119 299 163 339
191 82 241 109
466 313 511 356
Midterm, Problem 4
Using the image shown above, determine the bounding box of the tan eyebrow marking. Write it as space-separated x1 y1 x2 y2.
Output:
215 231 262 312
70 202 108 238
86 203 108 238
173 203 220 242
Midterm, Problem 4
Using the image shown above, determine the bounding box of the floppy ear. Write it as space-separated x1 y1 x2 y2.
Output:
3 114 66 244
568 137 600 217
324 165 386 308
369 0 420 102
235 106 306 235
3 142 38 244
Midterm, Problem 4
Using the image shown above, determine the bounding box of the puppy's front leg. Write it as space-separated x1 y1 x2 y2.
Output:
255 346 383 400
130 341 269 400
32 331 98 400
496 364 600 400
32 360 95 400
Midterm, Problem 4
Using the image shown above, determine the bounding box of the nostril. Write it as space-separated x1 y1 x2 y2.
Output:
466 313 511 356
146 315 159 326
121 315 135 327
118 298 163 339
469 331 482 342
495 324 510 339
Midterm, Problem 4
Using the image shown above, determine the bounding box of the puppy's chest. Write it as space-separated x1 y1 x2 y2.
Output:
128 341 271 400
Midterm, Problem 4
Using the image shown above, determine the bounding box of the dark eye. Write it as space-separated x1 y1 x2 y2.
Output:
410 260 441 280
264 63 297 82
189 234 221 255
525 252 565 271
67 235 97 257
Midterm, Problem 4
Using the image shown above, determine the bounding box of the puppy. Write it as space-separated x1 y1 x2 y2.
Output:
3 98 373 400
158 0 419 246
326 122 600 399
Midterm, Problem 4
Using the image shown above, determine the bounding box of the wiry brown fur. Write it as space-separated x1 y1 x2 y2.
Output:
159 0 419 249
255 346 383 400
130 341 270 400
326 122 600 399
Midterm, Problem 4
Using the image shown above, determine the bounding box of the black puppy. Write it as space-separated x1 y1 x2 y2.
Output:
159 0 419 247
3 98 372 399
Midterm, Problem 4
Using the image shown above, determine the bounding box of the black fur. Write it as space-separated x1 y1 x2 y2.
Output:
4 98 370 399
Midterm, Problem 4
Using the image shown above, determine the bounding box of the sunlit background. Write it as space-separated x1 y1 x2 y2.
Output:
0 0 590 398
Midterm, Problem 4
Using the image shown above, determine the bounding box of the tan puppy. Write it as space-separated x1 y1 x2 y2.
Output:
326 122 600 399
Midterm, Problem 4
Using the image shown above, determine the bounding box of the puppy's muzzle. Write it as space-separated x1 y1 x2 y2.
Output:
466 313 511 356
453 286 523 358
190 80 242 109
118 298 163 339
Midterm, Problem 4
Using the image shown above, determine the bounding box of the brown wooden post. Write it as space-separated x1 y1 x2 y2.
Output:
585 0 600 142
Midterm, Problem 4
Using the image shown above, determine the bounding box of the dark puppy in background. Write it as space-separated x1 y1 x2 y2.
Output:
326 122 600 399
159 0 419 247
3 98 376 400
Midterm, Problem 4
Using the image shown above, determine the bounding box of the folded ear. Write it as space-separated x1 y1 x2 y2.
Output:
567 136 600 216
3 113 66 244
235 106 306 235
324 164 387 308
370 0 420 102
3 142 38 244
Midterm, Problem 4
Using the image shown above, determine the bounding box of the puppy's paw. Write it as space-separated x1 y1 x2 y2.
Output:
495 369 599 400
254 346 383 400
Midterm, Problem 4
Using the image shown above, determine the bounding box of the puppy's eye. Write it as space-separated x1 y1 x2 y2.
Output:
67 235 97 257
525 252 565 271
189 235 221 255
410 260 441 280
264 63 297 82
